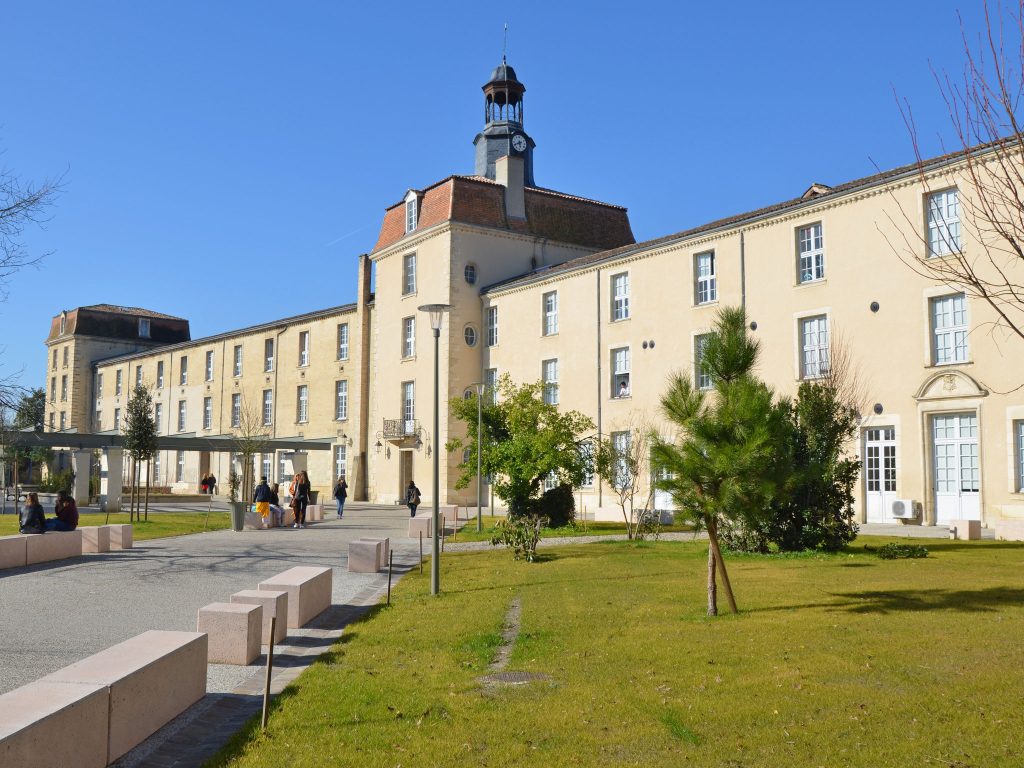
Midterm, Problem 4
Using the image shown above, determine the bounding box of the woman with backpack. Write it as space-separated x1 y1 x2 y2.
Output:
19 492 46 534
332 476 348 520
405 480 421 518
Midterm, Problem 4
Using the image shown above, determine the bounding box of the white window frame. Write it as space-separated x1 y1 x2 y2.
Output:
580 440 595 487
231 393 241 428
695 334 712 390
156 361 165 389
175 450 185 483
1016 420 1024 493
464 326 477 347
96 373 103 399
484 368 498 404
179 355 188 385
203 397 212 430
612 346 631 397
135 365 143 388
335 380 348 421
611 430 632 488
931 293 969 365
262 453 272 481
928 188 961 257
298 331 310 367
405 198 417 233
611 272 630 321
113 370 120 397
402 253 416 295
112 409 119 431
543 291 558 336
337 323 349 361
800 314 830 380
694 251 716 304
464 263 477 284
264 339 274 372
263 389 273 426
402 381 415 424
177 400 187 432
542 358 559 405
233 345 243 377
402 317 416 359
486 306 498 346
205 351 214 381
297 385 309 423
154 403 163 432
334 445 347 480
797 222 825 283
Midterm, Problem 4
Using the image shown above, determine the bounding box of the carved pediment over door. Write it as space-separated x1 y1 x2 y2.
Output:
914 370 989 401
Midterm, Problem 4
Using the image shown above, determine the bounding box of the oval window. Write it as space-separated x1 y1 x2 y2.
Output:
463 389 474 400
464 326 478 347
464 264 477 284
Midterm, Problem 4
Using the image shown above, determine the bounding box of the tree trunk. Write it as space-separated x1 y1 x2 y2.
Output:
128 459 136 522
707 518 738 614
144 459 150 522
706 543 718 617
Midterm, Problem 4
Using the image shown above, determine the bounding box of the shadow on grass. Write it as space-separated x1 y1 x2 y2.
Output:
830 586 1024 614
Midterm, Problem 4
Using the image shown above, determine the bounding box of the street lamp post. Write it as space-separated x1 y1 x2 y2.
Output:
419 303 451 596
469 382 484 532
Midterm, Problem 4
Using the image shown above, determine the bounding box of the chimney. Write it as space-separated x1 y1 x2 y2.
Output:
494 155 526 220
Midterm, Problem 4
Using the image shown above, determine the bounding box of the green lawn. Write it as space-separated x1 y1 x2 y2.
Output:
449 514 693 543
0 510 231 540
209 537 1024 767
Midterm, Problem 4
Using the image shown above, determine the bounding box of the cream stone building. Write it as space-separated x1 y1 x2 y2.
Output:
43 60 1024 528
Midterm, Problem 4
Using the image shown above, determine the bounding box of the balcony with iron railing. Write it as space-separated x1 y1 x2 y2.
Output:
382 418 420 441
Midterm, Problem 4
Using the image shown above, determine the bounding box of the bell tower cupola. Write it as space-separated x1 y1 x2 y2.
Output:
473 59 536 186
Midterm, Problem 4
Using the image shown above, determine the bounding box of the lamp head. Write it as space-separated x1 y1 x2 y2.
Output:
417 303 452 331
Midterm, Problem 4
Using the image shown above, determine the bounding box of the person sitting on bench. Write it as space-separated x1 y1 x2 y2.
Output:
20 492 46 534
46 490 79 531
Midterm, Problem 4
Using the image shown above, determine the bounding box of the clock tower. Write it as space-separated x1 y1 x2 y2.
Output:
473 59 536 186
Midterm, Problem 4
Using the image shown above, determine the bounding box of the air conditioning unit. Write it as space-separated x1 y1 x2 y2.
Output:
891 499 920 519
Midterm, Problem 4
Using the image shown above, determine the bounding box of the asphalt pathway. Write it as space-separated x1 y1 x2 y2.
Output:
0 503 417 696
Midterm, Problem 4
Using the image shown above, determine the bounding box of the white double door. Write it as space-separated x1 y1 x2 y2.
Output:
932 412 980 523
864 427 897 523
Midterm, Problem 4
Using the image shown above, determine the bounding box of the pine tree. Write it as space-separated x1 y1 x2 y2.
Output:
122 385 158 522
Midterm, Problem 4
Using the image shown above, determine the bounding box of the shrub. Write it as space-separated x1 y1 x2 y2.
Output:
876 543 929 560
491 515 545 562
39 469 74 493
528 484 575 528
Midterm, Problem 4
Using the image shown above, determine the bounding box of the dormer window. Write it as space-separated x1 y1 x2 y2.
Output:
59 311 67 335
404 191 420 234
139 318 151 338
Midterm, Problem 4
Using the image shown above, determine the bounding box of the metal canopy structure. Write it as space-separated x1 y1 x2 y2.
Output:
2 429 335 453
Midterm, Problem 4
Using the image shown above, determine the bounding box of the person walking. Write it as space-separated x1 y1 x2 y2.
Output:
46 490 79 531
19 492 46 534
332 476 348 519
292 470 311 528
207 473 217 495
405 480 421 518
200 473 210 494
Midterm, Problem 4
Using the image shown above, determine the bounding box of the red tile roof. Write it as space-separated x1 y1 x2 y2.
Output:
372 175 634 253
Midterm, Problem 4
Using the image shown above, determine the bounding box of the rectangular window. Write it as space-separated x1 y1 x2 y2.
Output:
402 253 416 295
278 453 288 482
542 359 559 405
153 452 162 484
797 222 825 282
611 273 630 321
486 306 499 346
1016 420 1024 493
96 373 103 399
405 199 417 233
50 376 56 402
264 339 274 372
695 251 717 304
154 403 163 432
177 400 187 432
233 344 242 377
95 407 102 431
695 334 712 390
612 346 631 397
580 440 595 487
205 351 214 381
139 318 151 338
59 412 66 430
157 361 165 388
263 389 273 426
611 430 632 488
113 408 120 431
61 375 68 401
49 412 55 430
928 189 961 257
52 349 57 369
402 317 416 358
932 293 969 365
62 346 68 366
335 380 348 420
335 445 347 480
262 453 272 481
337 323 349 360
800 315 830 379
231 393 241 428
175 450 185 483
297 385 308 423
136 365 143 388
115 370 122 396
543 291 558 336
484 367 498 404
298 331 310 367
203 397 212 429
179 355 188 385
402 381 415 425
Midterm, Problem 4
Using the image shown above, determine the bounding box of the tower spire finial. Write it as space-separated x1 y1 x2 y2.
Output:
502 22 508 64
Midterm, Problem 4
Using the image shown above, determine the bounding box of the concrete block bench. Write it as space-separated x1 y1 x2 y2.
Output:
408 515 432 538
40 630 206 764
231 589 288 645
26 530 82 565
198 602 262 665
357 536 390 570
104 523 133 550
243 509 268 530
0 534 28 569
306 504 324 521
439 505 459 524
994 519 1024 541
81 526 110 553
949 519 982 540
259 566 332 628
348 539 382 573
0 680 110 768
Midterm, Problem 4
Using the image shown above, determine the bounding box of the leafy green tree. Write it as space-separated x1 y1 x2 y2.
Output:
652 307 793 616
1 388 51 485
448 375 594 518
122 385 158 522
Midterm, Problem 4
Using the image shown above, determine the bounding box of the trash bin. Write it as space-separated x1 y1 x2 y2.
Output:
229 502 246 532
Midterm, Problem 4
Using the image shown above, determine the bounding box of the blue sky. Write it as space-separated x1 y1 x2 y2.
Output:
1 0 988 391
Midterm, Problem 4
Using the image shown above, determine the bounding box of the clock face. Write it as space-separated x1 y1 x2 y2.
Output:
511 134 527 153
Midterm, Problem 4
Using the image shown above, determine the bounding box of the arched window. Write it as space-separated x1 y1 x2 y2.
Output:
464 326 478 347
464 263 477 284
